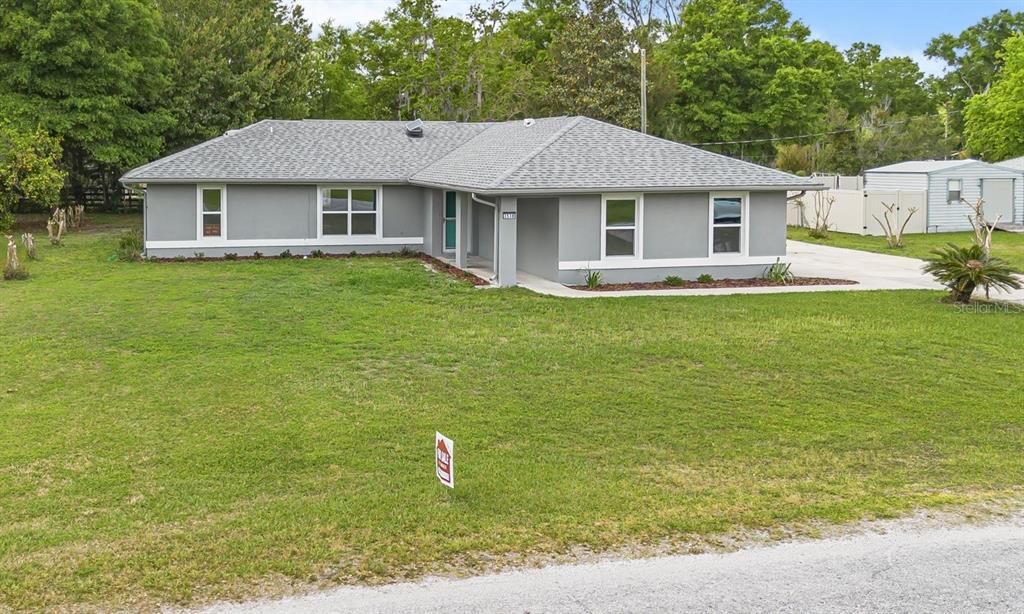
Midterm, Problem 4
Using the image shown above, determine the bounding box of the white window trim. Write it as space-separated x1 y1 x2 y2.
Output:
601 193 643 259
196 184 227 241
947 179 962 204
316 185 384 238
708 191 748 257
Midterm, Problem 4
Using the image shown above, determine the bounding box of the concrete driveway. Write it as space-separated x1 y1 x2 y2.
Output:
517 241 1024 303
194 514 1024 614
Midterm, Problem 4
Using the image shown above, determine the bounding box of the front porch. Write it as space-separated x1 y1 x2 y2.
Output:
427 190 520 287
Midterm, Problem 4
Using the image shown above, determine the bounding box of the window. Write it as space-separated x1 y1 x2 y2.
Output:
321 187 378 236
443 191 457 251
947 179 961 203
711 194 743 254
604 197 637 257
199 185 225 238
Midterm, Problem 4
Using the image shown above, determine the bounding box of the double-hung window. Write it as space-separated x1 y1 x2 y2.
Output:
604 196 638 257
947 179 961 204
711 194 743 254
322 187 378 236
198 185 225 238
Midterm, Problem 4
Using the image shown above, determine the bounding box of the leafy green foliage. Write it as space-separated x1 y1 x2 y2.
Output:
761 258 793 284
697 273 714 283
0 122 66 233
926 9 1024 136
115 228 144 262
583 267 603 288
542 0 640 129
922 243 1022 303
0 0 172 200
656 0 842 159
964 33 1024 161
663 275 684 286
156 0 313 151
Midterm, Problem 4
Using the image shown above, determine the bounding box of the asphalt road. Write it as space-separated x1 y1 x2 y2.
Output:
197 517 1024 613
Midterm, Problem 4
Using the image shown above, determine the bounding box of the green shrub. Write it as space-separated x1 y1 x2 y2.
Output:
224 252 239 261
309 249 326 258
115 229 143 262
697 273 714 283
923 243 1021 303
762 258 794 284
583 268 603 289
253 251 263 260
279 249 293 259
664 275 684 286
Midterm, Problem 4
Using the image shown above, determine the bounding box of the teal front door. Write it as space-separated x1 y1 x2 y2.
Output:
443 191 457 251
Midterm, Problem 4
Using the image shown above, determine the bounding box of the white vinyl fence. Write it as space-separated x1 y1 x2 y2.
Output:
789 189 927 236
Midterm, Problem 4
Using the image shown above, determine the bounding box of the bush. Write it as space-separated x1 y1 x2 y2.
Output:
583 268 603 289
224 252 239 261
762 258 794 284
253 251 264 260
697 273 714 283
115 229 143 262
278 249 293 259
309 249 326 258
664 275 684 286
923 243 1022 303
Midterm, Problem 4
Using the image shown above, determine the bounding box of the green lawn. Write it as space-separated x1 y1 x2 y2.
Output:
2 217 1023 612
788 226 1024 270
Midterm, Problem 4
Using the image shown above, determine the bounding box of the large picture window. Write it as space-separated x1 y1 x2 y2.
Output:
711 194 743 254
322 187 378 236
198 185 225 238
604 196 637 257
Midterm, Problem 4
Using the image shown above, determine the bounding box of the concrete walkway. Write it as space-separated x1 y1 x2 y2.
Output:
516 241 1024 303
194 515 1024 614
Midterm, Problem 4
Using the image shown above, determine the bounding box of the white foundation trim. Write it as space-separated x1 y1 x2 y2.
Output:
559 255 785 271
146 236 423 249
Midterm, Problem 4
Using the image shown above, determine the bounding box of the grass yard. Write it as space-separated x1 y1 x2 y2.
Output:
788 226 1024 270
2 216 1023 612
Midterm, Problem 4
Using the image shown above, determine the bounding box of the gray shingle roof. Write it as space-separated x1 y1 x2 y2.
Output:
121 119 492 183
122 117 819 192
995 155 1024 171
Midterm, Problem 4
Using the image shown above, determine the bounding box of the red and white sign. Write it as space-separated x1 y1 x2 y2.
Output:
435 431 454 488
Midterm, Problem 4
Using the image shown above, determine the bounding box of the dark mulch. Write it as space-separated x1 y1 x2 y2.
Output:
571 277 858 291
418 254 491 286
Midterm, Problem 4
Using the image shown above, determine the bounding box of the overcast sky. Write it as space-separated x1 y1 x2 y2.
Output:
294 0 1019 76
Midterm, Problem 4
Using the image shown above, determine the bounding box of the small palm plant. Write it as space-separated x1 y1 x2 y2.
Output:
922 243 1021 303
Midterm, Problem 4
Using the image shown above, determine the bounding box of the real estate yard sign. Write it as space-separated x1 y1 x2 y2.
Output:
435 432 454 488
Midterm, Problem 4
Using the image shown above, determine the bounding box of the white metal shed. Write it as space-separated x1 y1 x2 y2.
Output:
864 160 1022 232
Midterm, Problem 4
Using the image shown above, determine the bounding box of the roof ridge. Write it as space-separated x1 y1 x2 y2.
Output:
122 121 268 180
485 116 582 189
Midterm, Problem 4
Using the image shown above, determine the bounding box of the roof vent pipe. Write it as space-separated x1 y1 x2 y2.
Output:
523 118 535 127
405 118 424 137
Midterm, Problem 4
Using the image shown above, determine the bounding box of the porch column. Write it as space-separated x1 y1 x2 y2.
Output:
496 196 517 287
455 192 468 268
422 189 434 256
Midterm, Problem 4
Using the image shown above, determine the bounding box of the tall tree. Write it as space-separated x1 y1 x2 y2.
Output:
964 33 1024 161
543 0 641 129
308 23 373 120
0 0 172 203
156 0 313 151
838 43 933 118
925 9 1024 135
656 0 843 160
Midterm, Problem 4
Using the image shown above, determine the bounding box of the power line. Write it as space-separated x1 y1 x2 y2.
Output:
687 108 963 147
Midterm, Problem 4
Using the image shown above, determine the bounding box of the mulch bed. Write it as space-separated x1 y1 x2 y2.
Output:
571 277 858 291
418 254 491 286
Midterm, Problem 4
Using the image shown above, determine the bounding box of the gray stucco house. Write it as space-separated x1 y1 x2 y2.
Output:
121 116 819 286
